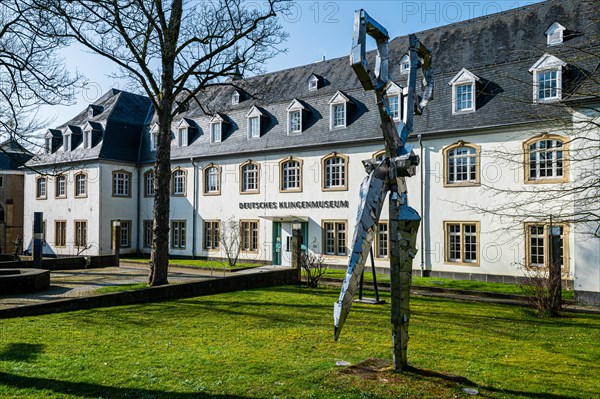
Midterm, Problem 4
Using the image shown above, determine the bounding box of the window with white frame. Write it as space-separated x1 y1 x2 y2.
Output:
55 175 66 198
178 127 188 147
388 95 400 120
280 158 301 191
55 221 66 247
44 137 52 154
204 165 220 194
144 170 155 196
445 222 479 265
171 221 186 249
323 221 346 256
63 134 71 152
143 220 153 248
83 130 92 149
529 54 566 103
241 220 259 251
172 169 186 196
308 75 319 91
75 173 87 197
204 221 220 250
322 154 347 190
526 137 566 182
376 222 389 258
287 99 306 134
328 91 351 129
232 91 240 105
400 54 410 74
150 124 158 151
449 68 479 114
112 171 131 197
210 122 222 143
241 162 259 193
75 220 87 248
526 223 567 269
444 143 479 185
36 177 47 199
545 22 566 46
248 116 260 138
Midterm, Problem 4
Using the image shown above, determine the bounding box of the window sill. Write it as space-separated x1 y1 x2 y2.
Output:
240 190 260 195
524 177 567 184
444 260 480 267
443 181 480 188
322 187 348 192
203 191 221 196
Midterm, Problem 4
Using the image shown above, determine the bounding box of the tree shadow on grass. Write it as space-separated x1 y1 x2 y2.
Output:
402 366 581 399
0 343 45 362
0 372 254 399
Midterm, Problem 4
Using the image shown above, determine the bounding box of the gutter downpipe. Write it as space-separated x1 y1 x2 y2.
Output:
136 166 141 256
191 157 197 258
419 133 425 278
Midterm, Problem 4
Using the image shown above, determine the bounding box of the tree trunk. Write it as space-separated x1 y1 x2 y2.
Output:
149 102 173 286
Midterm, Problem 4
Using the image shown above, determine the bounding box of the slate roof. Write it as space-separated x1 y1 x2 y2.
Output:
145 0 599 163
29 0 600 168
27 89 152 167
0 138 33 170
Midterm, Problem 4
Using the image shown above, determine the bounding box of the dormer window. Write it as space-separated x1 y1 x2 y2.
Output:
232 91 240 105
287 99 306 134
83 130 92 149
328 91 351 130
385 82 403 121
209 114 227 143
150 123 159 151
449 68 480 114
175 119 194 147
63 133 71 152
247 106 265 139
546 22 566 46
529 54 567 103
400 54 410 74
178 128 188 147
308 74 321 91
44 138 51 154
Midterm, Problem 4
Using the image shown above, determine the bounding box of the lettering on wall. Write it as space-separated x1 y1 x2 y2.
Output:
239 200 350 210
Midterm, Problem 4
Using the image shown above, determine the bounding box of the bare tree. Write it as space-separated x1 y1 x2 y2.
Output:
0 1 78 150
26 0 288 285
219 218 241 267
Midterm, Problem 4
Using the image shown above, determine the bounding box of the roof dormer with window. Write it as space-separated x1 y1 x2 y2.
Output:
209 114 228 143
449 68 480 114
328 91 352 130
232 88 245 105
62 125 82 152
44 129 62 154
400 54 410 75
385 82 403 121
175 118 194 147
308 74 322 91
545 22 566 46
82 121 103 149
529 54 567 103
287 99 307 135
247 106 266 139
150 123 159 151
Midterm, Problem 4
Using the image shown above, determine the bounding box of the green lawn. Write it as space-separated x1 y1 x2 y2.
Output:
122 256 260 270
0 287 598 398
321 269 575 299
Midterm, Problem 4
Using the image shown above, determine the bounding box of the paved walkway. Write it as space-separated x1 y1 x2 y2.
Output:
0 263 243 310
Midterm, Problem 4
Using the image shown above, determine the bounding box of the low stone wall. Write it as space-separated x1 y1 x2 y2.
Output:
0 267 300 319
0 255 118 271
0 269 50 295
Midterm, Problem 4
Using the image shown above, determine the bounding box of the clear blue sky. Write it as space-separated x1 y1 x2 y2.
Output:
39 0 541 127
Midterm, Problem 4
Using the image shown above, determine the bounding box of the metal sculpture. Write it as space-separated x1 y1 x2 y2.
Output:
333 9 433 370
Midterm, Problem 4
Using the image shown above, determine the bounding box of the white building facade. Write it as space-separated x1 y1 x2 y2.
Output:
24 0 600 304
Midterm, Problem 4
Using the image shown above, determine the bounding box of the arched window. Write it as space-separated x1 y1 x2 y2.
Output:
524 135 568 183
322 153 348 191
373 150 386 162
279 157 302 192
75 173 87 197
55 175 67 198
36 177 47 199
203 164 221 195
443 142 480 186
172 169 187 196
144 170 155 197
240 161 260 194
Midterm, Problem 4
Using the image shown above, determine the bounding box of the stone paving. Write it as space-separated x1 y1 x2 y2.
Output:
0 263 227 310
